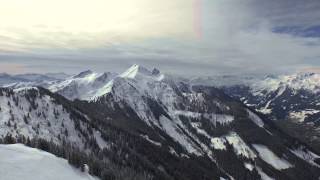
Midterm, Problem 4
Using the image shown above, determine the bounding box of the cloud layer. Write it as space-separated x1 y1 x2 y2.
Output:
0 0 320 76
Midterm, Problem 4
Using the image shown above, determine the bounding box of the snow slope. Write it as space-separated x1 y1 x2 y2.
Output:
0 144 98 180
253 144 293 170
48 71 117 100
0 87 107 150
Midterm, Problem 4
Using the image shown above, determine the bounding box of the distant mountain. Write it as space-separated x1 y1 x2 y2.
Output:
0 72 69 87
1 66 320 180
211 72 320 150
14 73 61 82
45 72 70 80
0 73 26 86
48 70 117 100
178 74 260 87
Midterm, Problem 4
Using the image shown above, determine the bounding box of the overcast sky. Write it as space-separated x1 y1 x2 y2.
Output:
0 0 320 76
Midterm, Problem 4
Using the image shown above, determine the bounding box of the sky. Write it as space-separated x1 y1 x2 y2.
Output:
0 0 320 76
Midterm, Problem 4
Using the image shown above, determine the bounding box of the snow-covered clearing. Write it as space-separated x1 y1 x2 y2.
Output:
253 144 293 170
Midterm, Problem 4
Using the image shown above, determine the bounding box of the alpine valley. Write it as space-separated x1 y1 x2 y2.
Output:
1 65 320 180
215 73 320 151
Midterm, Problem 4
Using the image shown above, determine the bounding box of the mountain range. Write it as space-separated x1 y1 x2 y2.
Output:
1 65 320 180
216 73 320 151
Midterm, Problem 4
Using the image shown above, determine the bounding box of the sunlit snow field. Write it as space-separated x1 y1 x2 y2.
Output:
0 144 98 180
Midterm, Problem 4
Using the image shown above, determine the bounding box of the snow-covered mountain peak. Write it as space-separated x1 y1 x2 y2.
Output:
117 65 165 88
48 71 116 100
120 64 146 78
34 65 166 100
119 64 164 80
73 70 94 78
90 65 165 100
252 72 320 94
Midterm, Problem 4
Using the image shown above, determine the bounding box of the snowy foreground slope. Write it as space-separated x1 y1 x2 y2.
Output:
0 144 98 180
